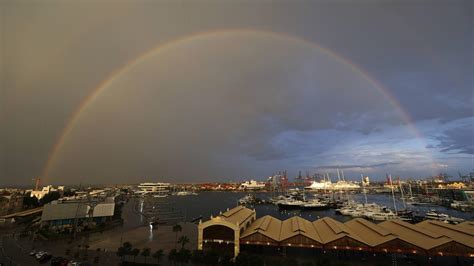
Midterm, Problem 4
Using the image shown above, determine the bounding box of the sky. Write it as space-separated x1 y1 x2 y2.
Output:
1 0 473 185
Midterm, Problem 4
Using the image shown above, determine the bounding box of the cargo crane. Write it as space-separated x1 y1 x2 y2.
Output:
458 172 472 183
32 177 41 191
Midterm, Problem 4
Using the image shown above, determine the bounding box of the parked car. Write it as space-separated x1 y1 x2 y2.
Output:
51 256 69 266
67 260 81 266
35 251 46 259
38 253 52 263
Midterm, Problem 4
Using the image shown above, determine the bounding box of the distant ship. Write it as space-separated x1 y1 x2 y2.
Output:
239 180 266 190
305 180 360 191
305 170 360 191
305 180 332 190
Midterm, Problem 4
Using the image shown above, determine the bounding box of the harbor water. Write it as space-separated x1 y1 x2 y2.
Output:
130 191 473 226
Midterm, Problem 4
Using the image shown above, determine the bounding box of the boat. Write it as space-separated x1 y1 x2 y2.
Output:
366 211 398 221
302 199 330 210
238 194 256 205
305 180 333 191
175 191 198 196
424 210 465 224
305 171 360 191
277 198 305 209
239 180 266 190
450 200 473 212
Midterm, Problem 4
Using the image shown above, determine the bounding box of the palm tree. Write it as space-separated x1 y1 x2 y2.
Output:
84 244 90 256
141 248 151 264
118 242 132 261
172 224 182 249
131 248 140 262
123 242 132 251
117 246 126 262
152 249 164 265
177 235 190 250
168 249 178 266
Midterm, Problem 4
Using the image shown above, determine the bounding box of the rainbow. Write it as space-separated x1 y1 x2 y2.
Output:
41 29 431 182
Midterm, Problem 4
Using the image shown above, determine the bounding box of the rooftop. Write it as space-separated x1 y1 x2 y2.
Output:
219 205 255 226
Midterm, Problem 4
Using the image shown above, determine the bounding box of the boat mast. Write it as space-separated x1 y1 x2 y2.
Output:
398 177 406 209
361 174 368 204
389 175 398 213
323 173 327 194
340 169 350 204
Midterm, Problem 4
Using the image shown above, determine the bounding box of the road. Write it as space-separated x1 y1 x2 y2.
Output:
0 235 40 266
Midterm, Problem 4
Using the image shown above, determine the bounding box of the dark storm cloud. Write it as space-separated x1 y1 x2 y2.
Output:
429 122 474 155
1 0 472 185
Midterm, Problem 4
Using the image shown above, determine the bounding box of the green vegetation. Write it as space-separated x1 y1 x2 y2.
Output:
178 235 190 249
152 249 164 264
172 224 182 249
141 247 151 263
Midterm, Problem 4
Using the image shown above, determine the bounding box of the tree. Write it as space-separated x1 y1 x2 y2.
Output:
23 193 39 208
120 242 132 261
141 248 151 264
131 248 140 262
152 249 164 265
177 248 191 264
178 235 189 250
84 244 90 256
172 224 182 249
168 249 178 266
123 242 132 251
117 247 127 262
191 250 205 265
39 191 61 205
202 250 219 265
235 252 264 266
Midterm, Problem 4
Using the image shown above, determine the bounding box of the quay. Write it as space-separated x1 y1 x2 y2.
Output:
198 206 474 259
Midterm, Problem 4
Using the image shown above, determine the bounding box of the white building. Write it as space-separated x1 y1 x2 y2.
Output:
137 182 170 195
30 185 63 200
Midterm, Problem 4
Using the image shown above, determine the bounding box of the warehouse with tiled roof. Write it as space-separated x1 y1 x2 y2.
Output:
198 206 474 258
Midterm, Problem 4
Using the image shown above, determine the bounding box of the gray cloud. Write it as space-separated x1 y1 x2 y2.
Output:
1 1 472 185
429 122 474 155
313 162 401 171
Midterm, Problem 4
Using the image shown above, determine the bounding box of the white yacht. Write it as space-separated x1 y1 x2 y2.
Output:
175 191 198 196
365 210 398 221
305 180 333 191
239 180 266 190
332 180 361 190
424 210 464 224
302 199 330 210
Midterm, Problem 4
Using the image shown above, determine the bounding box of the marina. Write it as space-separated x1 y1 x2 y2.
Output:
130 190 473 227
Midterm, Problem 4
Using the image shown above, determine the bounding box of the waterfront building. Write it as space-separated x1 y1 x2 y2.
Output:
137 182 170 195
198 206 474 258
30 185 64 200
40 196 115 231
198 206 256 257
